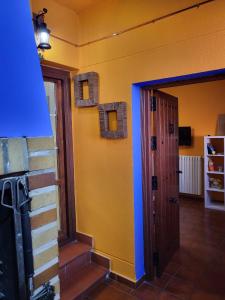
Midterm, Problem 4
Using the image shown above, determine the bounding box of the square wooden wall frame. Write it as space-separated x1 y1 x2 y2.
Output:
74 72 99 107
98 102 127 139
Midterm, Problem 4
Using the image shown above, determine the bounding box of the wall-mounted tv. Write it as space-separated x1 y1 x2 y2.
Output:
179 126 192 146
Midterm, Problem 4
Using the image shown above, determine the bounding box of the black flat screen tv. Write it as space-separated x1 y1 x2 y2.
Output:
179 126 192 146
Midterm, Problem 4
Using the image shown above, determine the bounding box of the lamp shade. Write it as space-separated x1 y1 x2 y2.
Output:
0 0 52 137
36 22 51 50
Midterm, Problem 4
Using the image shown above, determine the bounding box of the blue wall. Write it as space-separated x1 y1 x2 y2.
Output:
0 0 52 137
132 84 145 280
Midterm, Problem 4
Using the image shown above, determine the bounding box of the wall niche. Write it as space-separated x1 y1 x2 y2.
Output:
98 102 127 139
74 72 99 107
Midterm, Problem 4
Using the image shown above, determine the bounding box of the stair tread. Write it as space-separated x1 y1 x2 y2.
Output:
59 241 91 267
61 263 108 300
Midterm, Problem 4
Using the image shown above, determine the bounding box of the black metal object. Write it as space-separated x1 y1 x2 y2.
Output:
152 176 158 191
36 8 48 20
151 136 157 150
0 176 32 299
169 197 178 204
169 123 175 134
31 283 55 300
150 96 157 111
176 170 182 174
20 177 35 294
0 176 27 300
0 175 56 300
33 8 51 50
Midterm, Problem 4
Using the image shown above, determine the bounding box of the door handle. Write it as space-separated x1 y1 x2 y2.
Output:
176 170 182 174
169 197 178 204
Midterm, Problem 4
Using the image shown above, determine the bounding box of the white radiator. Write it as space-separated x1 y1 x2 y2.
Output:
179 155 203 195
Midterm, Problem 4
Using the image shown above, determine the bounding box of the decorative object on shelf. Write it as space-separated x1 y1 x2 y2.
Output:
208 158 215 171
209 178 223 190
33 8 51 50
218 165 223 172
207 143 216 155
98 102 127 139
74 72 99 107
204 136 225 211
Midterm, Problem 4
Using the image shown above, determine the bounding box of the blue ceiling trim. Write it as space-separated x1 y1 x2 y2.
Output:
134 68 225 87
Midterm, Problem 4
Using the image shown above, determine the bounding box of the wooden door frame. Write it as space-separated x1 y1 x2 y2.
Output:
41 65 76 246
140 69 225 278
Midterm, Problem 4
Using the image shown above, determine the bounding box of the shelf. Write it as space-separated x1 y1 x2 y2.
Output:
204 136 225 210
207 188 224 192
206 204 225 211
207 171 224 175
205 136 225 139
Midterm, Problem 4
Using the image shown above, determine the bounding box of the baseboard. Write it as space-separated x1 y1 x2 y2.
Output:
76 231 93 247
91 252 110 269
109 272 146 289
75 233 146 288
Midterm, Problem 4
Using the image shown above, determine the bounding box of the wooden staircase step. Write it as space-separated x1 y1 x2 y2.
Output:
61 263 108 300
59 241 91 268
60 241 92 291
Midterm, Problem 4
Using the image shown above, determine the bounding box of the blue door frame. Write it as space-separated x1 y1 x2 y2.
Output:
132 68 225 281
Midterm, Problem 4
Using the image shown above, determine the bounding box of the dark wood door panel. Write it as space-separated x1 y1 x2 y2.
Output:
153 90 179 276
141 88 179 278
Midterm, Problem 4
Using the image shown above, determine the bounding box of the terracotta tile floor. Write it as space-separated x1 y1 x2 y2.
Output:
86 198 225 300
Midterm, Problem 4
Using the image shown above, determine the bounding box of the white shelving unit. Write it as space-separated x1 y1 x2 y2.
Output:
204 136 225 211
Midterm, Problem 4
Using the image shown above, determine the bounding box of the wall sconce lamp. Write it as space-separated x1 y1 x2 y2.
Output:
33 8 51 50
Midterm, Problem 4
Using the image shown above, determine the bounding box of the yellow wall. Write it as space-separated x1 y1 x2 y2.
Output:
161 80 225 156
31 0 225 281
76 0 225 281
30 0 79 67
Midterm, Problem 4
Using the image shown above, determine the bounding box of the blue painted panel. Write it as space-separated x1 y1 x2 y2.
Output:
0 0 52 137
132 85 145 280
135 68 225 87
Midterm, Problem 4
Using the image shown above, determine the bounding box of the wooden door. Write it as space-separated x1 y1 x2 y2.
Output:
44 79 68 243
153 89 179 276
141 89 179 278
42 66 76 246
